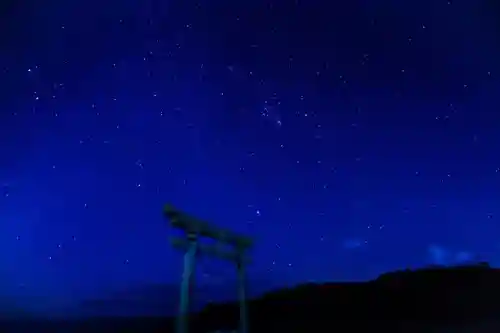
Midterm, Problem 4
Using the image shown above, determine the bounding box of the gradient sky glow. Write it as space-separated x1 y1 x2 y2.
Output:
1 0 500 318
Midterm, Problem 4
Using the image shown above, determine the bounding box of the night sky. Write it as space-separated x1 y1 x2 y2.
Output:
1 0 500 319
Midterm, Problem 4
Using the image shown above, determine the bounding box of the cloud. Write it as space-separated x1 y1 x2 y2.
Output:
342 238 363 249
454 251 473 264
427 244 448 265
427 245 476 266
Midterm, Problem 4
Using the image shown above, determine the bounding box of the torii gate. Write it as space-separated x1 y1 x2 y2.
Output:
164 204 253 333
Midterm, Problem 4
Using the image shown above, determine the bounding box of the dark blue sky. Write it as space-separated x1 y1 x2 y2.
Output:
1 0 500 318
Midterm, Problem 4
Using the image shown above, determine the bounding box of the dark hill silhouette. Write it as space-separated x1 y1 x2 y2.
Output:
2 264 500 332
195 263 500 333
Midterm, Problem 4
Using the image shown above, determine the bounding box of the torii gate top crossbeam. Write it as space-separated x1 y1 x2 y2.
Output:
164 204 253 250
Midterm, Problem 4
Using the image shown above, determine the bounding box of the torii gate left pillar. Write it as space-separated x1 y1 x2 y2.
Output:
164 204 253 333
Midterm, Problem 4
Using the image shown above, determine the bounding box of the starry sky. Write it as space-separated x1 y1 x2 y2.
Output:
1 0 500 318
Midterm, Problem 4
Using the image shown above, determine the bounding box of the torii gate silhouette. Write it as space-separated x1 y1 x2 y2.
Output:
164 204 253 333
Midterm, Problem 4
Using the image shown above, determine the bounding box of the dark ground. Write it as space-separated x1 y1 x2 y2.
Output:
2 263 500 332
